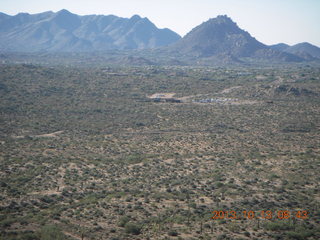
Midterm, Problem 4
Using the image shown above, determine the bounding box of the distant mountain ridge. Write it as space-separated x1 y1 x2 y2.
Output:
285 42 320 59
168 15 310 63
270 42 320 60
269 43 291 52
0 9 181 52
0 11 319 65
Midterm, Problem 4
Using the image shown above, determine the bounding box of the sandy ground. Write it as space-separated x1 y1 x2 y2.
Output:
256 75 267 80
147 93 176 99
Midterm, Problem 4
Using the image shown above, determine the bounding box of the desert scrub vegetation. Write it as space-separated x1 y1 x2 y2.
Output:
0 63 319 239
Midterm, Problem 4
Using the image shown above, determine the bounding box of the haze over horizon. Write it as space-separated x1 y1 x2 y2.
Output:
1 0 320 47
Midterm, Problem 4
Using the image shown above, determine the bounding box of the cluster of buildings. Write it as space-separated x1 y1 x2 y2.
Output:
147 93 237 104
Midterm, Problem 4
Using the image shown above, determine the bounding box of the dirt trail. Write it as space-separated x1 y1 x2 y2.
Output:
12 130 64 139
63 231 82 240
34 130 64 138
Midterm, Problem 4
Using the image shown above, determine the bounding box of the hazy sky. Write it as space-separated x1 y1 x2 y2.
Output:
1 0 320 46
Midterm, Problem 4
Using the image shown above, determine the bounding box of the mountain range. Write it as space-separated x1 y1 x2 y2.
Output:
270 42 320 60
0 9 180 51
0 10 319 65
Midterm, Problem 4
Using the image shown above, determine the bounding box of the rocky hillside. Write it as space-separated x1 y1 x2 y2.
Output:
169 15 303 63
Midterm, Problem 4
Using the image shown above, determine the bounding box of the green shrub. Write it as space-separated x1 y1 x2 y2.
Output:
168 230 179 236
264 221 293 231
217 234 227 240
39 225 66 240
124 222 142 235
19 232 40 240
118 216 130 227
285 229 314 239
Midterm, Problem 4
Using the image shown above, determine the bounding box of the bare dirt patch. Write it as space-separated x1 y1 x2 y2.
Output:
256 75 267 80
147 93 176 99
